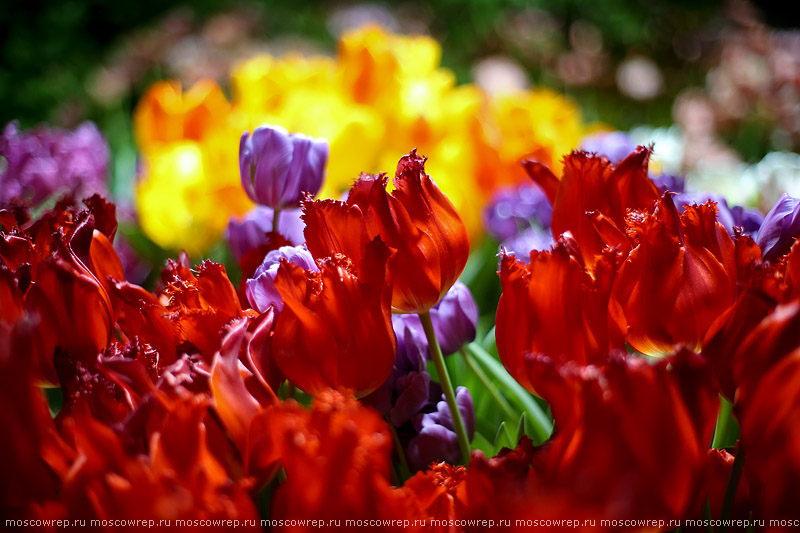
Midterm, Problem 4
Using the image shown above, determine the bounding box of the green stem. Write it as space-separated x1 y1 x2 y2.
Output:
388 423 412 483
273 207 281 234
460 347 518 423
712 395 733 449
419 311 471 464
702 499 715 533
463 342 552 443
719 447 745 533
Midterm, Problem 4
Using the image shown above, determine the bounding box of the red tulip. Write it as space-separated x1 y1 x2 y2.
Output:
496 236 623 393
272 238 395 397
524 147 659 271
304 150 469 313
256 390 417 529
738 349 800 523
610 195 737 355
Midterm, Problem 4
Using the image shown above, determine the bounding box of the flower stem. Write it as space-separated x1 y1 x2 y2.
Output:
273 207 282 234
712 395 733 449
419 310 471 464
460 347 518 423
719 447 745 533
388 423 412 483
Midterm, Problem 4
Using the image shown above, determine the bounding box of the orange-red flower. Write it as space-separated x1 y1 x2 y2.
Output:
610 195 737 355
253 391 417 530
399 463 468 529
157 255 245 359
410 350 717 527
496 236 623 393
54 397 257 523
522 349 717 523
304 150 469 313
738 349 800 523
525 147 660 271
272 238 395 397
0 199 124 382
0 315 66 517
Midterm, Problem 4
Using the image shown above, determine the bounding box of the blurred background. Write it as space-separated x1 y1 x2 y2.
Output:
3 0 800 284
4 0 800 156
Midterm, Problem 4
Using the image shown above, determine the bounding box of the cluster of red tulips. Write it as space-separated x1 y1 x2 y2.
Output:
2 144 799 530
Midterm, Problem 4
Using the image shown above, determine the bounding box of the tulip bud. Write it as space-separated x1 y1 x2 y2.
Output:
755 193 800 262
245 245 317 313
239 125 328 210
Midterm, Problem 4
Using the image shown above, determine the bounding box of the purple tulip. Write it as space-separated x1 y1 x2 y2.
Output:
245 245 317 313
483 183 552 242
226 206 306 262
580 131 636 164
239 125 328 210
1 121 109 207
428 281 478 356
755 193 800 262
391 282 479 358
362 315 430 425
406 386 475 471
675 192 763 236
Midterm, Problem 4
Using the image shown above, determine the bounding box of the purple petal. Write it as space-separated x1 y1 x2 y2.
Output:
389 371 431 427
405 424 460 471
245 244 316 312
226 207 306 262
756 193 800 262
579 131 636 164
429 281 478 355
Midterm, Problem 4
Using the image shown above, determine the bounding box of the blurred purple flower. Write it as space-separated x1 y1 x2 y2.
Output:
1 121 109 207
651 174 686 194
225 206 305 262
501 226 554 263
755 193 800 262
483 183 552 242
406 386 475 471
675 192 763 236
245 245 317 313
239 125 328 210
580 131 636 164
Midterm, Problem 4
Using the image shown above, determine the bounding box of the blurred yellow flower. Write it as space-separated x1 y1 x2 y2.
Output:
133 25 587 253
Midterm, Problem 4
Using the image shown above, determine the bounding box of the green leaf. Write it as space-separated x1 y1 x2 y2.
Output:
464 341 553 444
471 431 495 457
516 412 527 443
492 421 514 453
